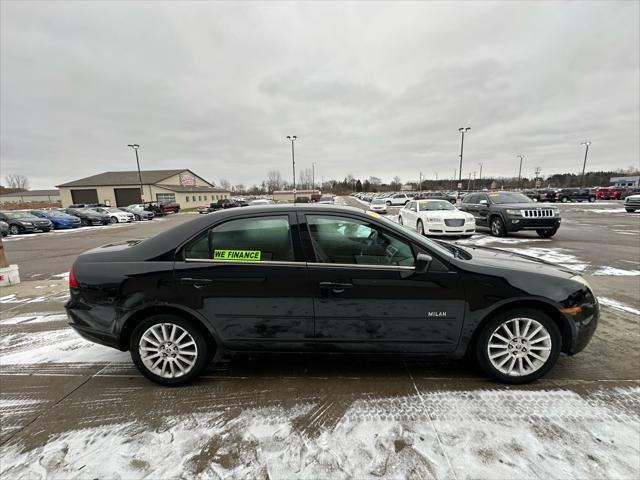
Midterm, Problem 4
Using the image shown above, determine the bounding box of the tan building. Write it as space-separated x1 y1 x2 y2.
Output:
57 169 230 207
272 189 319 203
0 189 60 205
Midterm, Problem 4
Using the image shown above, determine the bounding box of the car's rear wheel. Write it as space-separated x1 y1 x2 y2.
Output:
386 201 391 206
134 214 141 221
398 216 403 225
536 228 558 238
9 224 20 235
81 218 89 226
626 208 636 213
417 220 425 235
588 197 596 202
560 197 569 203
490 216 506 237
130 315 209 386
476 309 561 383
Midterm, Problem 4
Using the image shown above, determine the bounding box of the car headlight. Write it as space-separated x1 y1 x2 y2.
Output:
551 209 559 216
506 209 522 216
466 215 475 222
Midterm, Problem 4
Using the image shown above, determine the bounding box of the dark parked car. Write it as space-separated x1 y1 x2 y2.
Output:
415 191 457 204
66 204 596 386
556 188 596 203
0 211 52 234
63 208 110 226
620 188 640 200
197 198 237 214
143 201 180 216
459 191 561 237
119 207 154 221
28 209 81 229
0 220 9 237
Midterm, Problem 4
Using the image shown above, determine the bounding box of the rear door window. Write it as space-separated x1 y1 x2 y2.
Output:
184 215 294 262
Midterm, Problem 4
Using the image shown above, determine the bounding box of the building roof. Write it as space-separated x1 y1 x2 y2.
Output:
155 184 230 193
57 170 190 187
0 189 59 198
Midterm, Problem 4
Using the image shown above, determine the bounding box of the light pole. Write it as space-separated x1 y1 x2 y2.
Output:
127 144 144 203
312 161 317 191
517 154 524 189
286 136 297 201
580 142 591 188
478 162 483 189
419 172 423 191
458 127 471 187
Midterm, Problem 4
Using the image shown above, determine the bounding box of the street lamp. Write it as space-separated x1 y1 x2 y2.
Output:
312 161 317 191
127 144 144 202
580 142 591 188
286 136 297 201
517 154 524 189
478 162 483 188
458 127 471 188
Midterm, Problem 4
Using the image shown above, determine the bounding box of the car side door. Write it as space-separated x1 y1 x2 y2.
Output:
173 212 314 352
402 201 417 225
300 212 465 353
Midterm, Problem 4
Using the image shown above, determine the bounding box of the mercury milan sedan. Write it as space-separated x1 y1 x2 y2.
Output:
399 199 475 237
65 205 598 386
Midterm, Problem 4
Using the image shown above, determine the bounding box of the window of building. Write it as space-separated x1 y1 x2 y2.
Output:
306 215 414 267
198 196 202 201
183 216 294 262
156 193 176 203
204 196 207 201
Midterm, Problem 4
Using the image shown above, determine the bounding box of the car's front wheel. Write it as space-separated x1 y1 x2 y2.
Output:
588 196 596 202
490 216 506 237
476 309 561 383
560 197 569 203
398 216 403 225
134 214 141 221
9 224 21 235
130 315 209 386
110 216 118 224
417 220 425 235
626 208 636 213
536 228 558 238
386 201 391 206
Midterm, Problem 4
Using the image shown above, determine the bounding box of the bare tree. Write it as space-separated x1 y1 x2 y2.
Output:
298 168 313 190
218 178 231 191
5 174 29 191
266 170 283 192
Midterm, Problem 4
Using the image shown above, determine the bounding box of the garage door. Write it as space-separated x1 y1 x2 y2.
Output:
114 188 142 207
70 189 98 205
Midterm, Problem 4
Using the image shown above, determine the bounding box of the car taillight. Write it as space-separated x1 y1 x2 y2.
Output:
69 267 78 288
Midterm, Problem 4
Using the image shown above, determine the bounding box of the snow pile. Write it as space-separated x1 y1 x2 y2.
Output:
1 388 638 479
0 313 68 325
593 267 640 276
599 297 640 316
502 247 589 272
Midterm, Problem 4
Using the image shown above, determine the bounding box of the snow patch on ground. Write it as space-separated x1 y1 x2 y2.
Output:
0 329 130 365
0 312 68 325
1 388 638 479
455 235 551 247
599 297 640 316
593 267 640 276
502 247 589 272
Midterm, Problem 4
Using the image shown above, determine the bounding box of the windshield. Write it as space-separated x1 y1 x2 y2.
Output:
488 192 533 204
371 198 386 204
419 201 455 211
4 212 32 219
375 214 454 259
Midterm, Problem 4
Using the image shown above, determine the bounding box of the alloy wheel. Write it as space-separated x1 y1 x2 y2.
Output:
417 221 424 235
487 317 552 376
139 323 198 379
491 218 503 236
110 216 118 223
9 225 20 235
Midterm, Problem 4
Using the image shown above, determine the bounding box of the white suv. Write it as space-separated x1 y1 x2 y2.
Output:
386 193 412 206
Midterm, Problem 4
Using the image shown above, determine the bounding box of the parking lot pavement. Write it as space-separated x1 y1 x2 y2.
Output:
1 202 639 478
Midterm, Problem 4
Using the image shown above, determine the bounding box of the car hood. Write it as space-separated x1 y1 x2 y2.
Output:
455 244 576 278
492 203 555 209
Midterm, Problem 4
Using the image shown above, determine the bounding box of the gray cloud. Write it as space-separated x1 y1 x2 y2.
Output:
1 0 638 189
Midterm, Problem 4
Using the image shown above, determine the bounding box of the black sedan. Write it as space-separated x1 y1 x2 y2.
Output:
66 205 598 386
0 211 52 234
63 208 110 226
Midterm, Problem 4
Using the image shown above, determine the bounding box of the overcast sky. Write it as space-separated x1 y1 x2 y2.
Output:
1 1 639 189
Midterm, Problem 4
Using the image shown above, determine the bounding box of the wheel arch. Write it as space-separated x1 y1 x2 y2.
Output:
466 299 573 356
119 304 219 357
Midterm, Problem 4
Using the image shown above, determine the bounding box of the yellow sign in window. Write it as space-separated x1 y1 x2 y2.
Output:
213 249 262 261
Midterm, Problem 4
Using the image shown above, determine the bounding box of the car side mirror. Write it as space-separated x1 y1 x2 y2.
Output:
415 253 433 274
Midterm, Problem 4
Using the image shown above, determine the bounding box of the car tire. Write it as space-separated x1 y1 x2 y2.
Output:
536 228 557 238
130 314 209 386
417 220 425 235
626 208 636 213
490 216 506 237
386 201 391 206
560 197 569 203
588 197 596 202
41 228 51 232
134 214 141 221
9 224 21 235
110 216 118 224
81 218 89 227
476 308 561 384
398 216 403 225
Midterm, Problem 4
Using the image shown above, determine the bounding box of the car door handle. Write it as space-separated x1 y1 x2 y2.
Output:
180 277 214 287
319 281 354 293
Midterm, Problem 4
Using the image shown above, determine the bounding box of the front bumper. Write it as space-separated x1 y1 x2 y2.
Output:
505 217 561 232
565 300 599 355
427 225 476 236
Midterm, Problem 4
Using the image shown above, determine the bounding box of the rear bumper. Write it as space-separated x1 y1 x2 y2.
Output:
505 217 560 232
65 301 123 350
